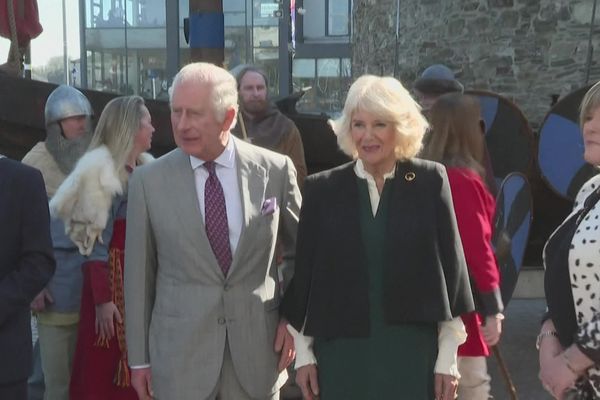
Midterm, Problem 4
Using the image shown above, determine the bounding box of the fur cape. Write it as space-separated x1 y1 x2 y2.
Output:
49 145 154 256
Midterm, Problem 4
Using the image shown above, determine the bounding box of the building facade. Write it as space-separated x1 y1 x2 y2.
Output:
79 0 352 114
352 0 600 129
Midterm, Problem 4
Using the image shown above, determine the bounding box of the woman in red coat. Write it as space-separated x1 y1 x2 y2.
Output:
422 93 504 400
50 96 154 400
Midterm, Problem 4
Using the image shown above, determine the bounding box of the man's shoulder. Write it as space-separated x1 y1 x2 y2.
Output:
134 148 181 177
21 142 52 167
236 137 289 167
0 157 43 190
272 109 298 131
1 157 37 176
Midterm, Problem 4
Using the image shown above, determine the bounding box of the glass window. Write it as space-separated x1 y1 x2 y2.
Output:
301 0 350 41
83 0 167 99
327 0 349 36
137 0 166 27
293 57 351 115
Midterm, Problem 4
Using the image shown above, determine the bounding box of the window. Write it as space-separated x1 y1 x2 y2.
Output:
327 0 350 36
292 57 351 115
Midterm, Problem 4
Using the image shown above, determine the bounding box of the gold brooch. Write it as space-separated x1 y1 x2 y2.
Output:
405 172 416 181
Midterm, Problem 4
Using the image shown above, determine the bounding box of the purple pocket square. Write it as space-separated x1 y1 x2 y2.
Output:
261 197 278 216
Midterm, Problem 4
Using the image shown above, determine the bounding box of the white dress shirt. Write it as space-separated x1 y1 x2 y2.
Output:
287 159 467 378
190 136 243 256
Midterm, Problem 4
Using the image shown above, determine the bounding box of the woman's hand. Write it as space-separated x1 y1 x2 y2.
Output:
296 364 319 400
481 314 503 346
434 373 458 400
539 353 578 399
95 301 122 341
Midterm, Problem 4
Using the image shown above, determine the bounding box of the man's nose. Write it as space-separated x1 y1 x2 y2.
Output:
177 113 190 130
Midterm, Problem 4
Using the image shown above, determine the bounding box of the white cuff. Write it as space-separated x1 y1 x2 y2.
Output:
434 317 467 378
286 324 317 369
130 364 151 369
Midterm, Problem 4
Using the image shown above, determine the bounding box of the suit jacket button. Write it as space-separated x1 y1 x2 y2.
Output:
224 284 230 291
218 317 226 325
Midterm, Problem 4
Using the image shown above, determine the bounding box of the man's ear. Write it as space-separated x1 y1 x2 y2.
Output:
222 107 236 131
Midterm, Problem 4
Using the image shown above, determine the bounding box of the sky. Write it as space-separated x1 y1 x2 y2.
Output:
0 0 81 68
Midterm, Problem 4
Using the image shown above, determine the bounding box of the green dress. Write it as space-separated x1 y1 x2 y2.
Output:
314 178 438 399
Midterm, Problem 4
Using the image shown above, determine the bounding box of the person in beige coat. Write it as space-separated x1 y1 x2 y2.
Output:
124 62 301 400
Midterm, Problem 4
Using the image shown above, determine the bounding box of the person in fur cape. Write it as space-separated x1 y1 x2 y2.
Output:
49 95 154 400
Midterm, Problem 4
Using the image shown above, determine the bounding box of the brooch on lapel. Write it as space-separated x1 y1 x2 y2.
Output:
404 172 416 182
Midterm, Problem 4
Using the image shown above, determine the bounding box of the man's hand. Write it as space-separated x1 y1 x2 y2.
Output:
296 364 319 400
434 373 458 400
131 367 153 400
30 289 53 312
274 319 296 372
95 301 122 341
481 314 503 346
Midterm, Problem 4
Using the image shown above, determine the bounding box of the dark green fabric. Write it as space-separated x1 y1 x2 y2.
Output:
314 177 438 399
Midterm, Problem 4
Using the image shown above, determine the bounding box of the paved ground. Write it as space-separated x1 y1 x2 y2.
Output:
31 299 552 399
489 298 553 400
282 298 554 400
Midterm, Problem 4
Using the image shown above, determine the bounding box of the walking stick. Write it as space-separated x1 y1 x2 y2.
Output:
492 344 518 400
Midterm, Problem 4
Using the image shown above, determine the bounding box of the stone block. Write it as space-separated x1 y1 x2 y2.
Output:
558 5 571 21
533 16 557 34
550 58 575 67
499 9 520 28
461 1 479 12
448 18 465 35
496 65 514 75
469 15 491 33
429 47 456 60
488 0 513 7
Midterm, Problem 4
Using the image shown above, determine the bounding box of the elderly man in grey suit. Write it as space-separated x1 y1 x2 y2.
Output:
124 62 301 400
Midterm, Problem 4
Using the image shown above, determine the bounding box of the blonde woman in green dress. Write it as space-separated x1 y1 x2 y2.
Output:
281 75 474 400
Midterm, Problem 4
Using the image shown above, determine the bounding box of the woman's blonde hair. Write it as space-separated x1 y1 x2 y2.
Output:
88 95 146 181
329 75 428 160
580 80 600 127
420 93 485 177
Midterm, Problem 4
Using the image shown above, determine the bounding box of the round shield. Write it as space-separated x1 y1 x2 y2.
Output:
538 84 599 200
466 90 534 189
492 172 533 306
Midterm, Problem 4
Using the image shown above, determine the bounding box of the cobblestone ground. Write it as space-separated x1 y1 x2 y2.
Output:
489 298 553 400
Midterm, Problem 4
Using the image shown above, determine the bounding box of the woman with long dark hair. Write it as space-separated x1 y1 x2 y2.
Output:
422 93 504 399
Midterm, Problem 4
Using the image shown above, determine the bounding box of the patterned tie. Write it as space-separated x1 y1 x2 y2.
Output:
203 161 232 276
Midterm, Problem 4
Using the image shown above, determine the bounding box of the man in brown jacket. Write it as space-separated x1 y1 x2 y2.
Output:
232 66 307 188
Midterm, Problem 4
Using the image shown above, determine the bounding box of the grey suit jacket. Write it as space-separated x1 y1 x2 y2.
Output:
124 137 301 399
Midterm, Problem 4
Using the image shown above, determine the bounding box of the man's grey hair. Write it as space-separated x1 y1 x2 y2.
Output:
169 62 239 123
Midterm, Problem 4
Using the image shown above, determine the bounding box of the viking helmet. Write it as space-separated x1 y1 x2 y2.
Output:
44 85 93 127
44 85 94 175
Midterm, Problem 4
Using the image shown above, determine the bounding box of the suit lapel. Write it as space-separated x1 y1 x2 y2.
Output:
231 139 266 271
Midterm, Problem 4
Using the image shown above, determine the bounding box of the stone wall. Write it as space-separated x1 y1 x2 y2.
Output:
352 0 600 129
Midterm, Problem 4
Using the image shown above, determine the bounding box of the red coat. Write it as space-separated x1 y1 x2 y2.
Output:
69 219 137 400
446 167 501 357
